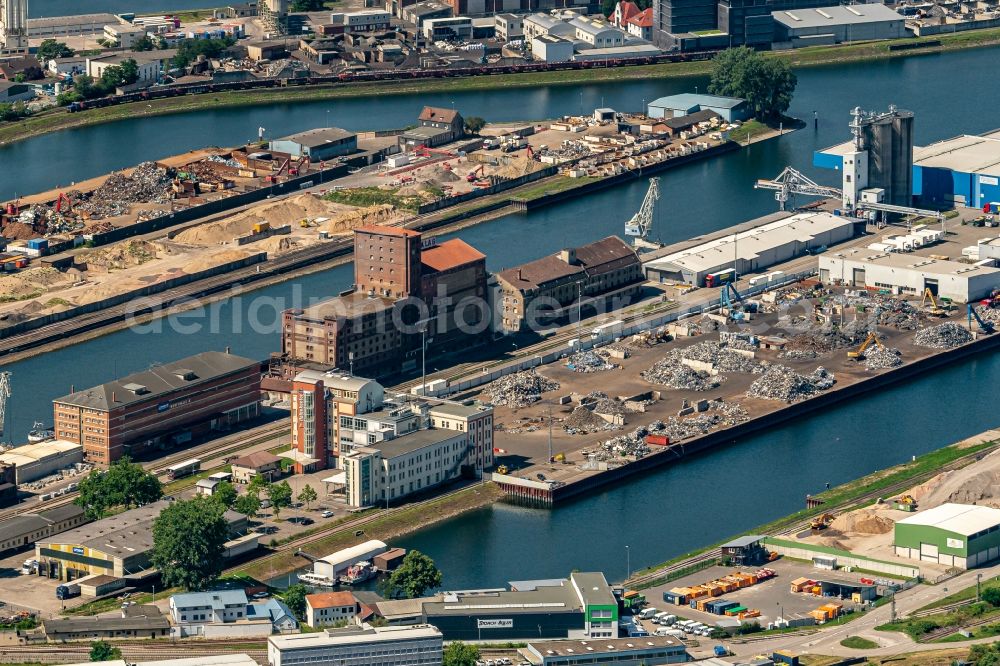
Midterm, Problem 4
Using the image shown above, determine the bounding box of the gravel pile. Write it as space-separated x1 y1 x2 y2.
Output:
77 162 173 219
564 406 621 434
863 346 903 370
746 365 835 402
914 322 974 349
486 370 560 408
641 351 721 391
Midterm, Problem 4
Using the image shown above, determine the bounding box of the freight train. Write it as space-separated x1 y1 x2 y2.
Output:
66 50 716 113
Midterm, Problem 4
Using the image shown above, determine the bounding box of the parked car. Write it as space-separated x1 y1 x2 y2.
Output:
321 511 334 518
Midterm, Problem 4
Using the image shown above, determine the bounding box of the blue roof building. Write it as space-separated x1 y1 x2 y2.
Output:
249 598 300 632
647 93 749 122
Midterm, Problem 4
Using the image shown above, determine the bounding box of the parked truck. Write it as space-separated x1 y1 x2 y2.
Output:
56 583 80 600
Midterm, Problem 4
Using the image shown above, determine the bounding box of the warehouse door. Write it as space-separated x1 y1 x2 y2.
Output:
852 268 866 287
920 542 940 562
924 279 939 296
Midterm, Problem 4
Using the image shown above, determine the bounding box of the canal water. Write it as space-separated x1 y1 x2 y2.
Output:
29 0 222 18
3 48 1000 585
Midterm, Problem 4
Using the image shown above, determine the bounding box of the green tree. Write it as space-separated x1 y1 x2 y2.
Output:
172 37 235 68
37 39 74 60
131 35 155 51
212 480 238 509
89 640 122 661
297 484 318 510
269 480 293 518
151 496 228 591
0 103 28 122
56 90 83 106
282 583 308 619
707 47 796 120
463 116 486 135
291 0 325 10
984 587 1000 607
100 58 140 88
105 456 162 509
233 491 261 519
442 642 480 666
249 473 271 495
381 550 442 599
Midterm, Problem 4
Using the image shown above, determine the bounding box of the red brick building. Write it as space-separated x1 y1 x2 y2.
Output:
353 225 422 299
52 351 262 466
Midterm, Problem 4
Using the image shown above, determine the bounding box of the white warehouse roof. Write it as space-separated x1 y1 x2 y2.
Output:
0 440 81 468
773 4 904 29
914 134 1000 178
644 211 852 274
317 539 388 572
821 248 1000 280
897 503 1000 537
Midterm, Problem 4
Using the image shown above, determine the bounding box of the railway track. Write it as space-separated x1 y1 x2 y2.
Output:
0 642 268 664
627 443 1000 589
0 421 290 522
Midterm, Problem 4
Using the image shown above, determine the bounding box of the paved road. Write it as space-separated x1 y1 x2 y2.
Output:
729 562 1000 659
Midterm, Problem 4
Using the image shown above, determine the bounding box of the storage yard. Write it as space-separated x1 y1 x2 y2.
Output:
485 210 1000 504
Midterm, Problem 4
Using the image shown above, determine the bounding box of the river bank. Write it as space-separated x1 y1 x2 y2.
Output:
3 29 1000 147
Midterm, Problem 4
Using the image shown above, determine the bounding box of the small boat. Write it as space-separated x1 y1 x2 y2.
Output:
340 561 375 585
297 572 336 588
27 422 54 443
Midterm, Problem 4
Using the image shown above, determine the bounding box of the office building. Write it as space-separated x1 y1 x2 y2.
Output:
290 371 385 471
52 351 261 465
0 0 27 52
494 13 523 41
496 236 643 333
170 589 298 637
326 10 392 34
36 499 247 580
267 624 443 666
522 636 688 666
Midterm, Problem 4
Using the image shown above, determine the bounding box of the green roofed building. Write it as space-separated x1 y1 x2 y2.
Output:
894 503 1000 569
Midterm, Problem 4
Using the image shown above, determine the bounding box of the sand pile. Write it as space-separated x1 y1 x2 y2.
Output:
2 222 37 241
255 236 295 253
175 194 334 245
0 267 74 299
829 509 894 535
80 239 162 270
325 204 399 234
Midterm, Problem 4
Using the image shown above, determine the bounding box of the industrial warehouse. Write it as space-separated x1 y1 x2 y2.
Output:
894 503 1000 569
912 130 1000 209
818 248 1000 302
35 499 248 580
642 211 855 286
0 439 82 484
52 351 262 466
771 4 906 48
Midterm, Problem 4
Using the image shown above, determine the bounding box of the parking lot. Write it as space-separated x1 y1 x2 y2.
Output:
637 557 882 631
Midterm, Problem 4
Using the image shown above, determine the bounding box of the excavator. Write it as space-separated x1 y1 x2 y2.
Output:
466 164 486 182
847 331 885 359
810 513 835 530
920 287 947 317
968 304 996 334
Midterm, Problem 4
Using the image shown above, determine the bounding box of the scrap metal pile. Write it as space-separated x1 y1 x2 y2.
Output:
641 350 721 391
783 319 869 354
586 400 749 462
844 292 924 330
914 322 974 349
863 346 903 370
681 340 766 374
975 305 1000 326
746 365 835 402
566 349 617 373
75 162 173 220
486 370 560 408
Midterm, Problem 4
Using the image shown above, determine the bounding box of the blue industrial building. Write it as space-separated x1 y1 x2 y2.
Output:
269 127 358 161
647 93 749 122
815 130 1000 210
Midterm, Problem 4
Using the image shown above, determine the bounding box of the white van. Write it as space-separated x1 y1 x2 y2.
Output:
666 629 686 639
653 611 671 624
661 614 677 626
638 608 658 620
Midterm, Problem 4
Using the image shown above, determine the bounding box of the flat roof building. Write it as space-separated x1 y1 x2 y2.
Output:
0 504 87 555
818 248 1000 303
772 4 905 48
644 211 855 286
0 439 82 484
26 13 120 37
268 624 443 666
269 127 358 161
895 503 1000 569
522 636 688 666
532 34 574 62
36 499 247 580
52 350 262 466
44 605 171 641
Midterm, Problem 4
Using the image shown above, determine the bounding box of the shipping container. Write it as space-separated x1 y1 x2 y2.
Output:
645 434 670 446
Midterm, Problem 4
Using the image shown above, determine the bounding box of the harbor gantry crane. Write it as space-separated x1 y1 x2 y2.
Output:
754 166 843 211
0 372 10 437
625 177 661 250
